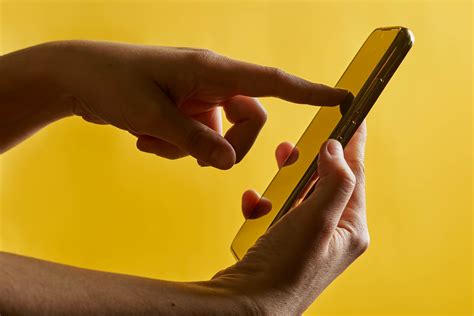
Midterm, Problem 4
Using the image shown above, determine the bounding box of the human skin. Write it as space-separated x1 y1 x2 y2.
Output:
0 41 368 315
0 40 346 167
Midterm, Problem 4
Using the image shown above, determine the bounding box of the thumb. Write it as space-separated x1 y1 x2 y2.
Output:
142 93 236 169
296 139 356 233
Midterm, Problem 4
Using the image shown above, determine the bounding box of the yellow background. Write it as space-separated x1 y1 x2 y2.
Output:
0 1 472 315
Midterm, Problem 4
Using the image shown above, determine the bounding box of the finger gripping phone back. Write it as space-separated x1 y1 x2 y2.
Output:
231 27 414 260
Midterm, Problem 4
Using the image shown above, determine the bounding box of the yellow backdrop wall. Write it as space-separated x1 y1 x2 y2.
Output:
0 1 472 315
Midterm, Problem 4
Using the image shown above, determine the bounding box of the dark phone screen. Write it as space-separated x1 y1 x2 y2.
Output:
231 28 400 259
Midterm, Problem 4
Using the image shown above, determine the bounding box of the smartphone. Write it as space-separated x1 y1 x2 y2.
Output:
231 26 414 260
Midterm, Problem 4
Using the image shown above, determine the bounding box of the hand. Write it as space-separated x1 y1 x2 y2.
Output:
212 122 368 315
35 41 346 169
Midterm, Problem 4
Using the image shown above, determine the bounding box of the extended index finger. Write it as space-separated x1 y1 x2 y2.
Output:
207 53 348 106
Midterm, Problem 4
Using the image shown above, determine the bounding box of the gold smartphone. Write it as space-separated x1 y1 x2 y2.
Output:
231 26 414 260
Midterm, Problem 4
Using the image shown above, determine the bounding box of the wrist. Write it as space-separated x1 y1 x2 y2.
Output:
194 279 263 315
209 268 301 316
0 43 74 152
0 42 74 120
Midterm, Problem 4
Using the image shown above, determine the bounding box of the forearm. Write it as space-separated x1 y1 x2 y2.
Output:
0 252 256 315
0 44 72 153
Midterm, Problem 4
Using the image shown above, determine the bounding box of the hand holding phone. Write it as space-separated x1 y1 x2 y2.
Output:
212 124 368 315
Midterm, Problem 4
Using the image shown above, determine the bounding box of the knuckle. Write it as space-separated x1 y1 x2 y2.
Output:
266 66 286 80
262 67 287 95
350 160 366 179
333 167 357 192
201 48 217 56
349 231 370 255
190 48 218 64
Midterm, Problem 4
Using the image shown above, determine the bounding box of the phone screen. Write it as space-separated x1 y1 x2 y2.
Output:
231 27 411 259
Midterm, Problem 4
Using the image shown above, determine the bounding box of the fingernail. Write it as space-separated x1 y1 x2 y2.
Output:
326 139 341 156
248 197 272 219
336 88 349 95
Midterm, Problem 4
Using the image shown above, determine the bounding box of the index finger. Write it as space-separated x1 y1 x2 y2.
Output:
210 54 348 106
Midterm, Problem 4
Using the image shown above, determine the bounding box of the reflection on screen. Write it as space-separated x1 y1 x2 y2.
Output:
231 28 400 259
